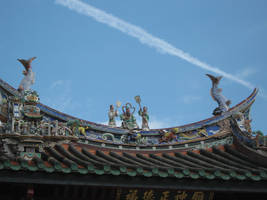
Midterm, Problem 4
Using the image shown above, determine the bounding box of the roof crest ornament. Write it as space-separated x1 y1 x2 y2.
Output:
206 74 231 115
17 57 36 93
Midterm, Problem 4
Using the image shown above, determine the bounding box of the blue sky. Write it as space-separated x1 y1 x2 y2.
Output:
1 0 267 133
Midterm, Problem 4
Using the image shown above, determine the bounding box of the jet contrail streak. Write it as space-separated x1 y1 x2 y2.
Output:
55 0 255 90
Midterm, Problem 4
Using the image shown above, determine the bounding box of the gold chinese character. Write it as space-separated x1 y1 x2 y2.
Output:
160 191 170 200
175 191 188 200
116 188 122 200
126 189 138 200
191 192 204 200
143 190 155 200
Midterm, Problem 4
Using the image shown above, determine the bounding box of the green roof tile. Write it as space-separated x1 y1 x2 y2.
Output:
10 164 21 171
190 172 200 179
260 171 267 179
230 171 237 178
236 174 246 180
205 173 215 180
245 171 252 178
137 167 143 174
198 169 206 177
36 162 45 169
95 169 104 175
143 171 153 177
20 160 29 168
168 168 174 175
44 166 55 173
61 167 71 173
174 172 184 179
120 166 127 173
111 169 120 176
54 163 62 171
4 160 11 168
152 168 159 174
159 171 168 178
127 170 137 177
27 164 38 171
78 167 88 174
104 165 111 172
182 169 190 175
87 164 95 171
70 163 78 171
214 170 221 177
221 174 231 180
250 175 261 181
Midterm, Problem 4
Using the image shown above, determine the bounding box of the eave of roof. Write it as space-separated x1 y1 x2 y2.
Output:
1 143 266 183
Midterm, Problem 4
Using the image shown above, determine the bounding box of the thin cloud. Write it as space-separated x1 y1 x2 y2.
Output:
236 67 258 79
55 0 256 90
50 80 65 89
182 95 202 104
259 88 267 100
44 80 73 112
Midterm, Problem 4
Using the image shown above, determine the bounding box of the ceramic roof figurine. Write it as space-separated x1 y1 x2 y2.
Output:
17 57 36 92
206 74 231 115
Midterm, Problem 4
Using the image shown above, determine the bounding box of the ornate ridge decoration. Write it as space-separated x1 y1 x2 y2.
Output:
0 58 262 162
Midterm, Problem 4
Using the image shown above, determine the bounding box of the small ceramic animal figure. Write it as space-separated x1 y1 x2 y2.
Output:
206 74 231 115
17 57 36 92
159 128 179 143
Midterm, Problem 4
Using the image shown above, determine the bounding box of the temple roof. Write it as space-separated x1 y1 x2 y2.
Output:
1 77 267 192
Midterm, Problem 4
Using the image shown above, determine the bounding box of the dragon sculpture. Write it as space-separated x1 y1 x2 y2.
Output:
17 57 36 92
206 74 231 115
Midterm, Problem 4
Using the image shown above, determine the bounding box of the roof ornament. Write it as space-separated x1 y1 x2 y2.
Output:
206 74 231 115
135 95 150 131
108 104 119 127
17 57 36 93
134 95 141 108
120 102 139 130
122 102 135 115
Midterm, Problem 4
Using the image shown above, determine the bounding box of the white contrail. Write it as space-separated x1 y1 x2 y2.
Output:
55 0 255 90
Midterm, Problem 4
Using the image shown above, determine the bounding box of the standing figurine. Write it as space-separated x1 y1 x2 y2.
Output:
135 95 149 130
206 74 231 115
108 105 118 127
120 103 139 130
138 106 149 130
17 57 36 92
